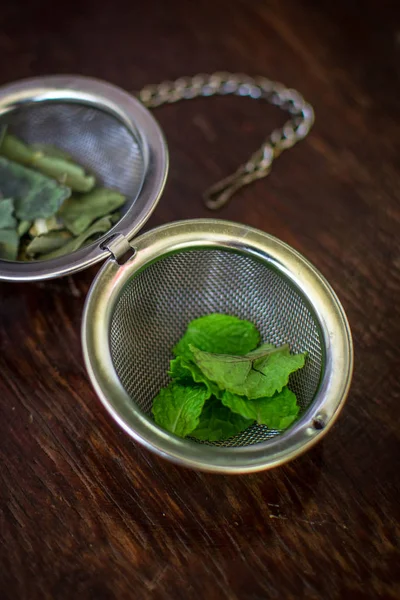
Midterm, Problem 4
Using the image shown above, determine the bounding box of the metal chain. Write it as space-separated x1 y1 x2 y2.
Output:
137 72 314 210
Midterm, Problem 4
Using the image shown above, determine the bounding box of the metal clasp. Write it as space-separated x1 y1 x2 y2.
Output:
101 233 136 265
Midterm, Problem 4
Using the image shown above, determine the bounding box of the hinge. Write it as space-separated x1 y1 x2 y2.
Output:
101 233 136 265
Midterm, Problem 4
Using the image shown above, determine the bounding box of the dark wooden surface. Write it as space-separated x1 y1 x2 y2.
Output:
1 1 399 598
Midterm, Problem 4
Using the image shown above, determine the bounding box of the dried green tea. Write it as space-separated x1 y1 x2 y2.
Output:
37 215 114 260
1 134 95 192
0 130 127 262
0 228 19 260
0 157 71 221
59 188 126 236
0 198 17 229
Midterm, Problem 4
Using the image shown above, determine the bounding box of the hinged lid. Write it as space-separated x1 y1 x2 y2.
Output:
0 75 168 281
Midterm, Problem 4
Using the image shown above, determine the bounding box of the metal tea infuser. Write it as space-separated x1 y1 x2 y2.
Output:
0 73 353 473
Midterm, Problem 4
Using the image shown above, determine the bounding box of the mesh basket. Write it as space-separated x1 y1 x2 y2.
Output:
6 102 145 205
83 220 353 473
0 75 168 281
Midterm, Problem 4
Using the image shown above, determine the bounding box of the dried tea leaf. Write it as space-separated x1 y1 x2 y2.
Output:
30 143 73 161
29 216 64 237
0 157 71 220
110 211 121 224
38 215 113 260
0 134 95 192
30 154 96 192
17 239 30 261
0 125 7 148
26 231 73 257
58 188 126 235
0 133 35 165
0 198 17 229
17 220 31 237
0 228 19 260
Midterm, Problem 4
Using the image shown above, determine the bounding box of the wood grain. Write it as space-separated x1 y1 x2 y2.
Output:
0 0 399 598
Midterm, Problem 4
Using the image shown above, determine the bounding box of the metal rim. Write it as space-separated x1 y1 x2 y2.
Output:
0 75 168 281
82 219 353 474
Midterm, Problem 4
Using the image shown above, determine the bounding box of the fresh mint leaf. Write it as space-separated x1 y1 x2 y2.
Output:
221 387 299 429
250 344 306 395
191 397 254 441
173 313 260 361
168 356 221 398
152 382 209 438
190 343 251 390
191 343 306 399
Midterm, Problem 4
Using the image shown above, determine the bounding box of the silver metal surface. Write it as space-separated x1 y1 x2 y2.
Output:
139 72 314 209
0 72 314 281
82 219 353 474
0 75 168 281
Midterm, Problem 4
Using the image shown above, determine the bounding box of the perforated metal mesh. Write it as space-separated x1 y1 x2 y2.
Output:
0 102 145 219
110 248 324 447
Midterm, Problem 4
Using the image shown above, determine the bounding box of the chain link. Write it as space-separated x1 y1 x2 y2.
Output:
137 72 314 210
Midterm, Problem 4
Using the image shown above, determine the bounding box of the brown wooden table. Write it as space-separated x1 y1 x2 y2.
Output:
1 1 399 598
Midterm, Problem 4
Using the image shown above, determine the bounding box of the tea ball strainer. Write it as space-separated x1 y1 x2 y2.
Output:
0 74 353 473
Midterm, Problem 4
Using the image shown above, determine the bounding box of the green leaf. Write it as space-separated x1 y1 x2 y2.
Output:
250 343 306 395
0 156 71 220
37 215 113 260
221 387 300 429
30 143 74 161
191 343 306 399
17 220 31 237
26 231 73 257
191 343 251 389
0 198 17 229
152 382 209 438
110 211 121 225
0 134 95 192
173 313 260 361
191 397 254 441
168 356 220 398
246 342 281 359
30 154 95 193
29 216 64 237
0 125 7 148
58 188 126 236
0 228 19 260
0 133 36 165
